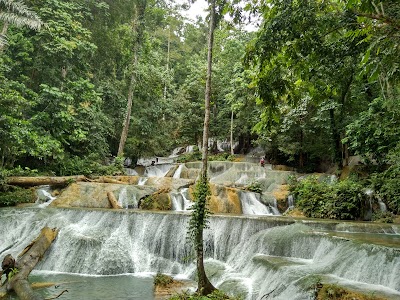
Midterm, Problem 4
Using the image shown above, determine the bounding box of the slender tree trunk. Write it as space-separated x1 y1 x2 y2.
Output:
117 51 138 157
117 2 146 157
196 0 217 295
329 108 342 166
164 26 170 101
299 129 304 168
230 110 234 155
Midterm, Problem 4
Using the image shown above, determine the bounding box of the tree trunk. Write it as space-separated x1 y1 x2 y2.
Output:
0 227 58 300
196 0 217 295
117 1 147 157
6 176 88 187
107 191 122 209
329 108 342 166
230 110 234 155
117 51 138 157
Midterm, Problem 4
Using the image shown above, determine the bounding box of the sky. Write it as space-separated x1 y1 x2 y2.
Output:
179 0 260 31
180 0 208 21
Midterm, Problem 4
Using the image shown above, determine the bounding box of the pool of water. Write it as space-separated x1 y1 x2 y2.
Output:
25 272 156 300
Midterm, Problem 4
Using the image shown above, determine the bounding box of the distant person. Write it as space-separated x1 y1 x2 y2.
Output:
260 157 265 167
151 161 155 166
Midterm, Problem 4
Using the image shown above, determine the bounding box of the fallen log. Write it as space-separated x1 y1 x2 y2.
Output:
7 176 89 187
107 191 123 209
0 227 58 300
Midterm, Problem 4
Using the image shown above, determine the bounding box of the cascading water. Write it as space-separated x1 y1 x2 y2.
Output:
36 185 57 208
239 191 278 215
1 207 399 300
170 188 192 211
143 164 174 177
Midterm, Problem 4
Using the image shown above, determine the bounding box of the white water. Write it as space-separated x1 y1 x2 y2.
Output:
240 191 276 215
0 207 400 299
144 164 173 177
170 188 192 211
36 186 57 208
138 177 148 185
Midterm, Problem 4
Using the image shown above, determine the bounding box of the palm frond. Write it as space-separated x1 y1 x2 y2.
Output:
0 0 42 30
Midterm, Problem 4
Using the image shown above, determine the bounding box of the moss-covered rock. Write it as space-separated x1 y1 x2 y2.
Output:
139 188 172 210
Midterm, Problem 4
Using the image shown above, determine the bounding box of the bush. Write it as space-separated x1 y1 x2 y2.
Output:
0 187 36 207
328 180 363 220
290 176 333 218
245 181 263 194
154 272 174 287
370 166 400 215
176 151 202 163
208 153 236 162
289 175 365 220
51 154 124 177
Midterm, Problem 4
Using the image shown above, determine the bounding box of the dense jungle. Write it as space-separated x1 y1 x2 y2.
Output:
0 0 399 300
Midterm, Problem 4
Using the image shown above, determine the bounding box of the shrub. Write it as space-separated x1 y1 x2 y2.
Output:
51 154 124 176
245 181 263 194
370 166 400 215
289 175 365 220
177 151 202 163
154 272 174 287
0 187 36 207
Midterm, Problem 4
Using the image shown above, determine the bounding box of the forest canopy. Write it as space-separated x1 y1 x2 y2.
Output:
0 0 398 174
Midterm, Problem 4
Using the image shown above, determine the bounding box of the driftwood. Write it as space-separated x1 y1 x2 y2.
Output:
0 227 58 300
7 176 89 187
107 191 123 209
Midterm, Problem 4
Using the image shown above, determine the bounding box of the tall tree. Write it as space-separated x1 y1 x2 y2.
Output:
117 0 147 157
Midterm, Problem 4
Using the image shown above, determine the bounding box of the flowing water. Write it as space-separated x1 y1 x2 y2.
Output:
1 207 399 300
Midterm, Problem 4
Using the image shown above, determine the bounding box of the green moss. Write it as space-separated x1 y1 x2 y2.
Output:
154 272 174 287
317 284 386 300
168 289 242 300
140 191 171 210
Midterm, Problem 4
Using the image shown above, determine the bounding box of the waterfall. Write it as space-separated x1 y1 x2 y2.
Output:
287 194 294 209
144 164 173 177
240 191 277 215
173 164 184 179
36 186 56 208
118 187 139 209
378 197 387 212
170 188 192 211
1 207 399 300
138 177 148 185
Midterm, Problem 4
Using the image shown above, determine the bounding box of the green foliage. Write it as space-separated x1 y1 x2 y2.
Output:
177 151 202 163
52 154 124 177
7 267 19 280
372 211 394 224
369 152 400 215
344 96 400 166
208 153 235 162
290 176 364 220
317 283 385 300
154 272 174 287
139 191 171 211
188 178 212 247
0 186 35 207
168 289 241 300
245 181 262 194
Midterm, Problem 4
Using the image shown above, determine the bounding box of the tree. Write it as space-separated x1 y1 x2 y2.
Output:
245 0 367 169
117 0 147 157
0 0 42 48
